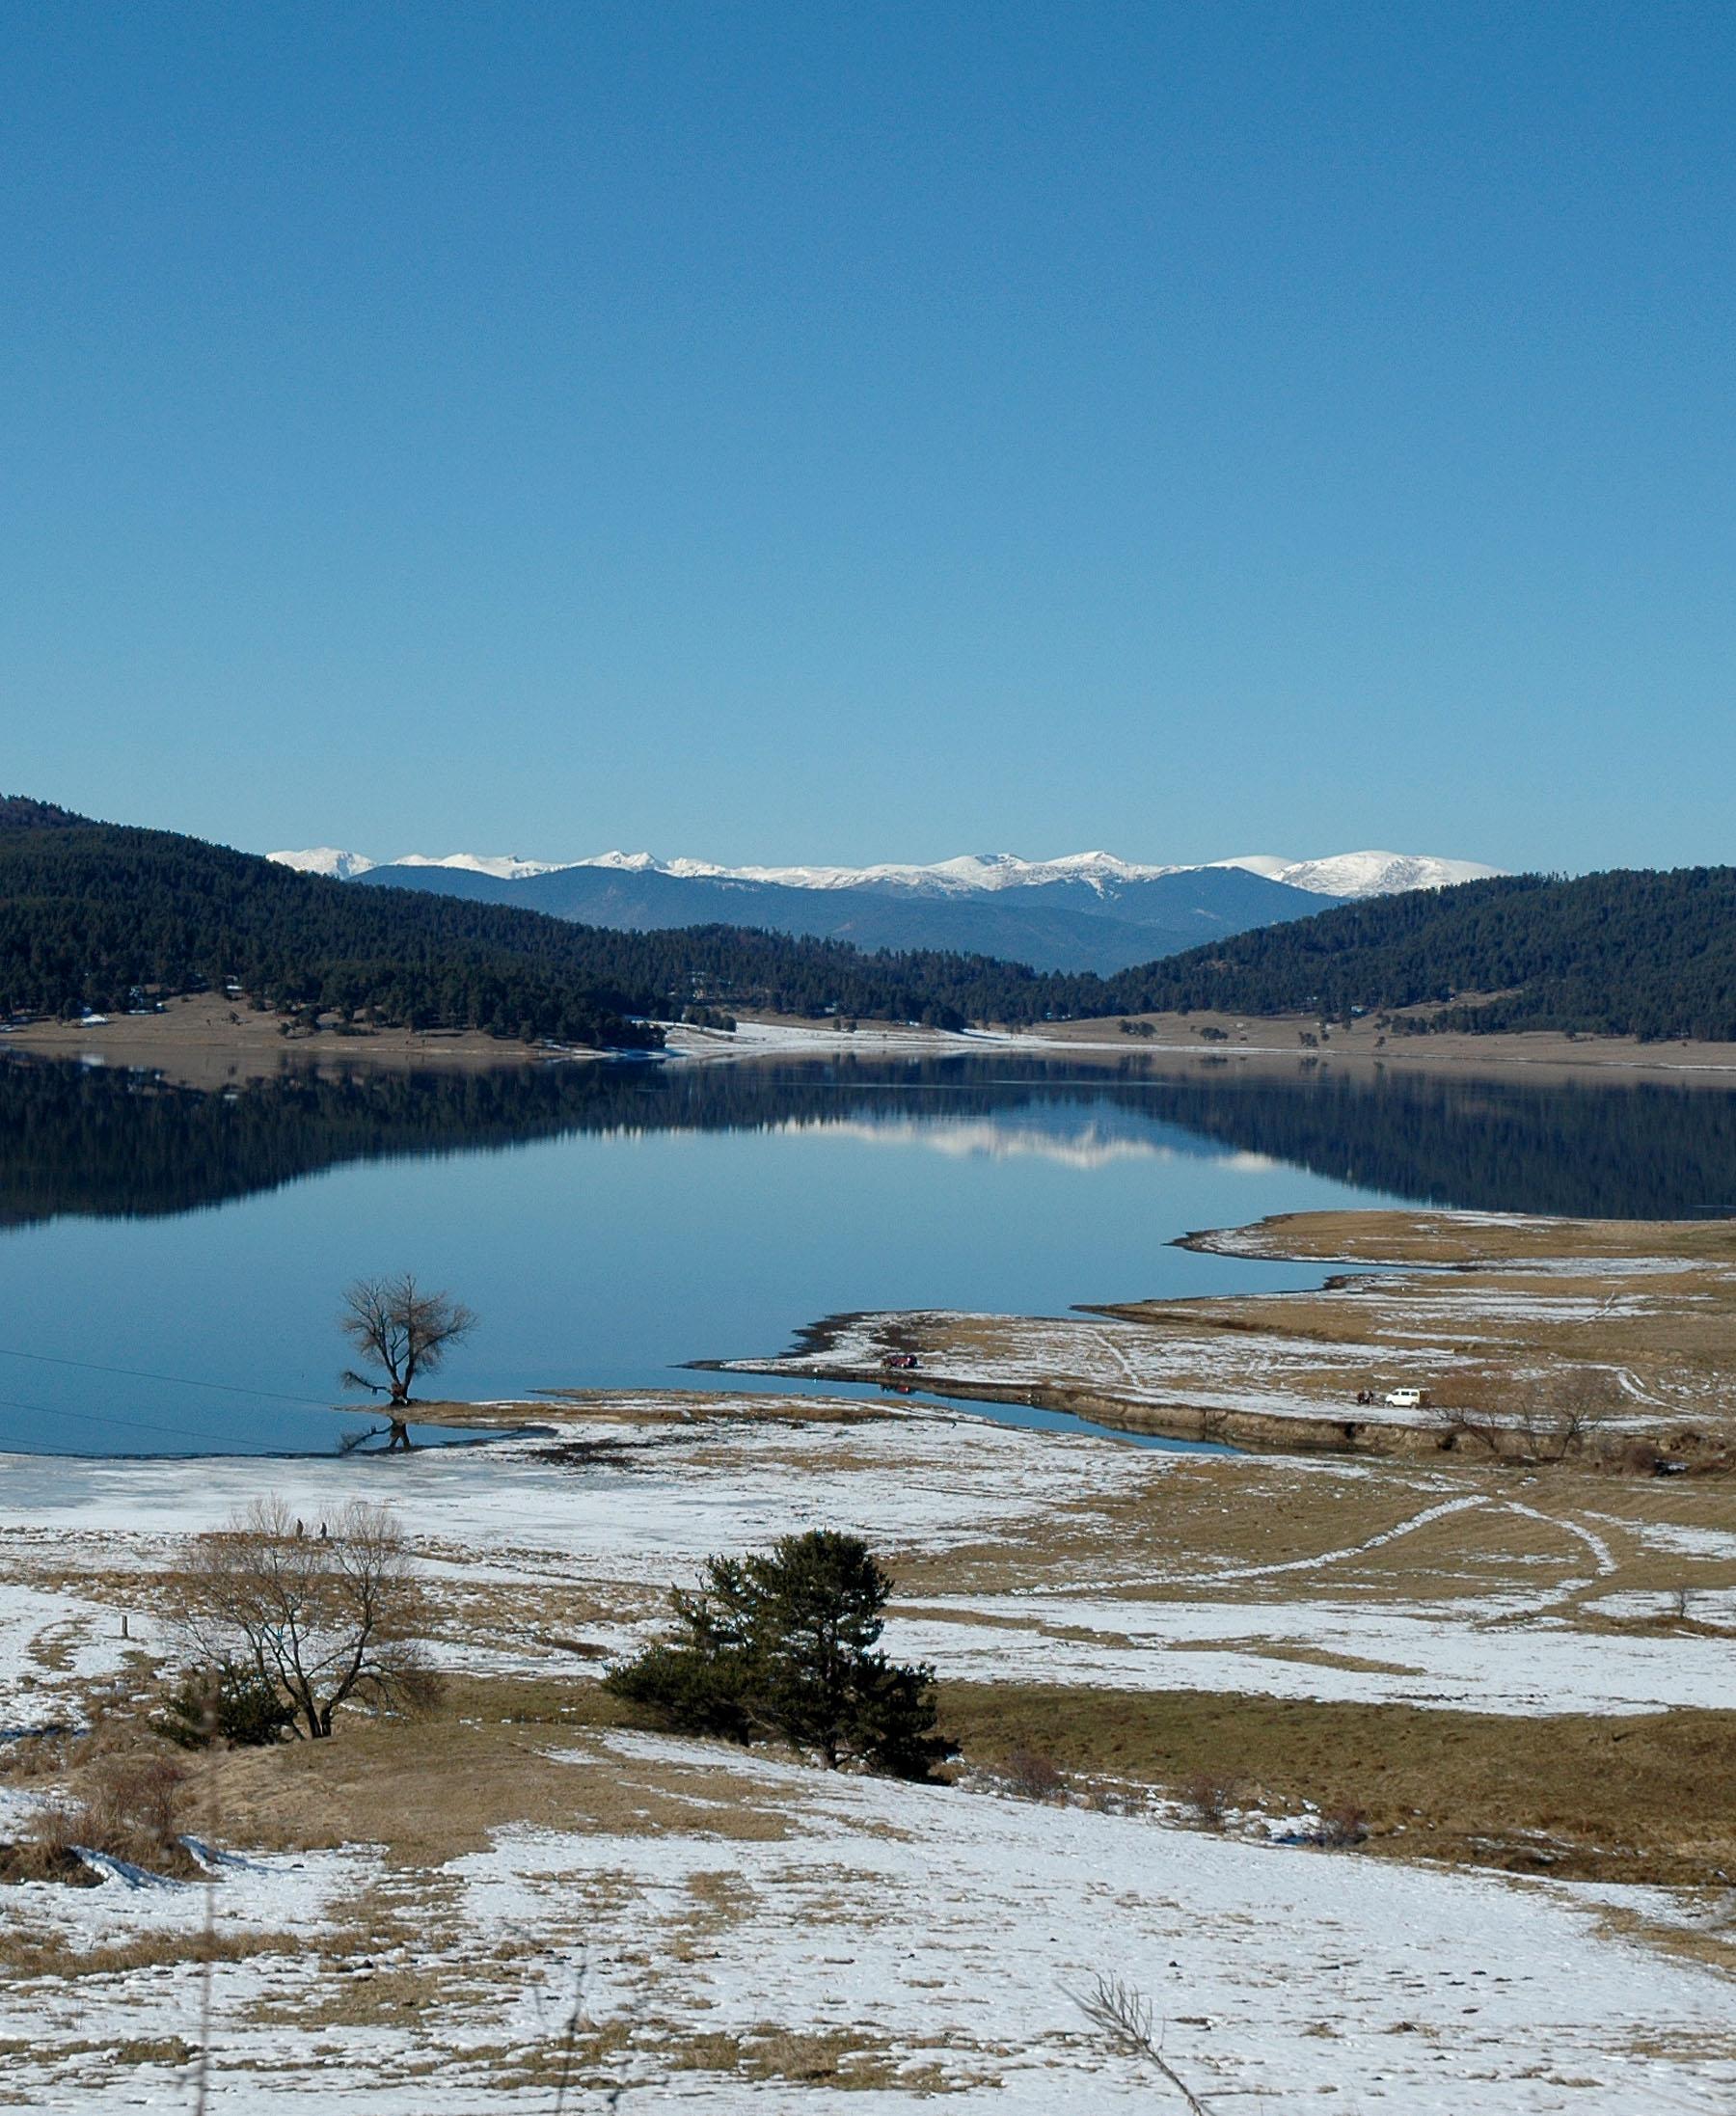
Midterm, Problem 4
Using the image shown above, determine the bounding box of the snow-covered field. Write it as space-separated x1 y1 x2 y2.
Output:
4 1400 1734 1716
4 1397 1734 2108
7 1723 1734 2112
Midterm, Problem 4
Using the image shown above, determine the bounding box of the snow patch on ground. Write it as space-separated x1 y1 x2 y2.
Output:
5 1726 1731 2112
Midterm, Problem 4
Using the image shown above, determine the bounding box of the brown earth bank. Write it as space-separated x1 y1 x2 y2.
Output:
0 992 567 1089
131 1673 1736 1893
16 1668 1736 1899
719 1208 1736 1468
1026 1005 1736 1079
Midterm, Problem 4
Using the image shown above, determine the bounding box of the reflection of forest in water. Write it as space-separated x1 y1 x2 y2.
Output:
3 1050 1735 1227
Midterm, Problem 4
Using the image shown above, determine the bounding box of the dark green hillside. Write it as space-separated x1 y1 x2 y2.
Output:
0 798 1070 1037
1097 869 1736 1041
0 795 84 832
0 803 664 1045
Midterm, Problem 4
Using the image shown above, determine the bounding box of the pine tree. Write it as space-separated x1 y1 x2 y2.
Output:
606 1530 955 1781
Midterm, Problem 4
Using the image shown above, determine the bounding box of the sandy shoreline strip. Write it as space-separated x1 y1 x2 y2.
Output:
12 990 1736 1088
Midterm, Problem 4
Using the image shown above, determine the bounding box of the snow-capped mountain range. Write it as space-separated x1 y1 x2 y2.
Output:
269 845 1499 900
264 842 1501 975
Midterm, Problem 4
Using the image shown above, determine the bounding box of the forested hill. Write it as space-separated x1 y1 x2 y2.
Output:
0 799 1071 1039
1098 869 1736 1041
8 801 1730 1044
0 802 658 1045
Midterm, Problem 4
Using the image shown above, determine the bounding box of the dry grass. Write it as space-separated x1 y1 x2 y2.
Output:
420 1388 898 1433
1033 1009 1736 1080
938 1681 1736 1888
456 2020 975 2099
0 1922 299 1983
892 1448 1736 1625
50 1748 191 1858
207 1675 802 1867
665 2022 964 2092
193 1664 1736 1896
1197 1208 1736 1271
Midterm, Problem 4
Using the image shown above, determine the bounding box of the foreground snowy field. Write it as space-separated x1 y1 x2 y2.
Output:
3 1396 1735 2108
6 1722 1735 2113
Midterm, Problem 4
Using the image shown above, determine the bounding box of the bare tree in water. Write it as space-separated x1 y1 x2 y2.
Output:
339 1273 476 1450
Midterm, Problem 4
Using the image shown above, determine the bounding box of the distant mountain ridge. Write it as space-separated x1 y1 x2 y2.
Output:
0 793 1180 1039
267 841 1500 974
271 843 1497 898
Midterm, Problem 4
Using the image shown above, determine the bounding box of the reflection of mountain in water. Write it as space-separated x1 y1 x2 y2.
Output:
3 1051 1735 1226
774 1107 1257 1172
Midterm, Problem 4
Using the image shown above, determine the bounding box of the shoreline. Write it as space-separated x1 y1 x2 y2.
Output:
14 992 1736 1091
705 1325 1436 1460
710 1207 1736 1470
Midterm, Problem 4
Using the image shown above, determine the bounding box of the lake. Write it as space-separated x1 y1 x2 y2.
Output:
2 1047 1733 1456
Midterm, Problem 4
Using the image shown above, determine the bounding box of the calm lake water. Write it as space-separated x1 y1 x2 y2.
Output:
2 1048 1734 1457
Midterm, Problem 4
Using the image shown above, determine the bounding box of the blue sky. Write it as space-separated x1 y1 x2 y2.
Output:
4 3 1732 871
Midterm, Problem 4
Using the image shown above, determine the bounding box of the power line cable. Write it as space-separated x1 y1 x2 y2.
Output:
0 1390 289 1448
0 1344 341 1408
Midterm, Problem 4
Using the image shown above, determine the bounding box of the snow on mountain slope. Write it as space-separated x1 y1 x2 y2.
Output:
645 850 1194 895
391 851 570 881
1242 851 1504 897
1213 854 1293 882
632 846 1500 897
265 846 377 880
269 844 1501 898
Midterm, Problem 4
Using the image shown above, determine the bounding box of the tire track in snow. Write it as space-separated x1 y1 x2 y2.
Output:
1023 1494 1490 1594
1196 1495 1490 1584
1500 1502 1617 1577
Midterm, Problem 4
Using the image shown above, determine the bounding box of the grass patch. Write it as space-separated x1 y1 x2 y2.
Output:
938 1682 1736 1886
208 1674 803 1867
0 1925 299 1983
668 2022 962 2091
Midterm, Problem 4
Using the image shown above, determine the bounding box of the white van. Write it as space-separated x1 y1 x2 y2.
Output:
1383 1387 1428 1410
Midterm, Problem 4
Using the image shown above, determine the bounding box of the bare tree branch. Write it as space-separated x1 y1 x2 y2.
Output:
339 1274 477 1449
168 1497 439 1740
1072 1971 1209 2115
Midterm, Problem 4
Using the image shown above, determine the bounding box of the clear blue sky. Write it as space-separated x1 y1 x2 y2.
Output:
4 2 1732 870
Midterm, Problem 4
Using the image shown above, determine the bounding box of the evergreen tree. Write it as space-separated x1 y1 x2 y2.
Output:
606 1529 955 1781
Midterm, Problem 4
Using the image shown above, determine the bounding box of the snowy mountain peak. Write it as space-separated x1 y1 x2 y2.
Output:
577 849 665 874
1212 854 1293 882
392 852 571 881
269 847 573 882
266 847 377 881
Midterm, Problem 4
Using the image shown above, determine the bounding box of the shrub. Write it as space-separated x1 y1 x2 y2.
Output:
1182 1772 1238 1831
32 1750 192 1871
999 1747 1068 1803
1311 1801 1369 1849
153 1663 299 1750
606 1530 956 1782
